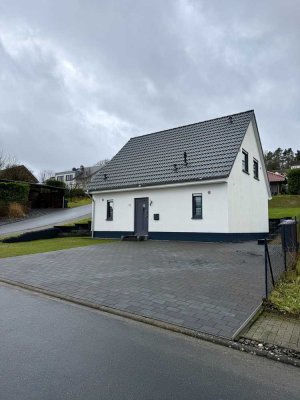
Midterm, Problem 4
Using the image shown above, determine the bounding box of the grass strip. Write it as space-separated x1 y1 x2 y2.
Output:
67 198 92 208
269 260 300 314
0 237 111 258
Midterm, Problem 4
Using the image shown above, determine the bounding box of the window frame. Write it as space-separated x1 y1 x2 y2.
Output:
106 199 114 221
65 174 73 181
253 158 259 180
192 193 203 220
242 149 249 174
56 175 64 182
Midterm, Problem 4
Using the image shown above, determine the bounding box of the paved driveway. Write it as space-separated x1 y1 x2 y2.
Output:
0 241 264 338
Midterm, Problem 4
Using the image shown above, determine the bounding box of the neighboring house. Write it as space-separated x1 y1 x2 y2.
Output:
55 165 102 189
290 162 300 170
0 165 38 183
55 170 76 188
88 110 271 241
73 165 104 190
267 171 286 195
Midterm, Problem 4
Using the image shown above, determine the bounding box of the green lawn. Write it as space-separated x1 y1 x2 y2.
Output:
268 195 300 219
268 195 300 314
58 217 91 226
67 197 92 208
0 237 111 258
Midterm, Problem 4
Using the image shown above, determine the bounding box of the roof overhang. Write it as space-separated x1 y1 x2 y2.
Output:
88 177 228 195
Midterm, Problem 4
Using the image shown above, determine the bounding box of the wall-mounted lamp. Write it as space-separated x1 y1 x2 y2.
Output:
150 200 153 206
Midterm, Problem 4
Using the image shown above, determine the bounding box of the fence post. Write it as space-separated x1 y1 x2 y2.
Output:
266 242 275 287
264 238 268 298
283 227 287 271
294 216 299 251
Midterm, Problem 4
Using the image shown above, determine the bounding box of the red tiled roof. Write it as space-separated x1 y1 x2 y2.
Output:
267 171 286 183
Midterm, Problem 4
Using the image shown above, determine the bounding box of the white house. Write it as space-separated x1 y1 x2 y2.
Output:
290 163 300 170
88 110 271 241
55 165 102 189
55 170 76 188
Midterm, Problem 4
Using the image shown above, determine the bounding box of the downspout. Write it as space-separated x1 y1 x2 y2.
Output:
86 190 95 238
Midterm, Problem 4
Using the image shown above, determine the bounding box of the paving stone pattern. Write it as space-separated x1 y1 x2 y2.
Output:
243 312 300 351
0 241 264 338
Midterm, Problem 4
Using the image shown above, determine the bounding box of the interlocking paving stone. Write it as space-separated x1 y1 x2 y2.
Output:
243 312 300 351
0 240 264 338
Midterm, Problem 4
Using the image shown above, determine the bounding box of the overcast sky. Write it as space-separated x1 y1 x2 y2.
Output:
0 0 299 175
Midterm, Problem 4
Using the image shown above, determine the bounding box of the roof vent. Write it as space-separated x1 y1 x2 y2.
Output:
228 116 233 124
173 164 178 172
104 173 107 180
184 151 188 165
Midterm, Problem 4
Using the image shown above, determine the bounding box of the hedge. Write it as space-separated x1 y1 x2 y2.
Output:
0 182 30 204
45 179 66 189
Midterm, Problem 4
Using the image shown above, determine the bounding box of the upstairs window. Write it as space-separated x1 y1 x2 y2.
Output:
106 200 114 221
242 150 249 173
253 159 259 180
56 175 64 181
192 194 202 219
66 174 73 181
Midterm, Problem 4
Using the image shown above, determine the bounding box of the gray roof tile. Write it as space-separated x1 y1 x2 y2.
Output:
88 110 255 191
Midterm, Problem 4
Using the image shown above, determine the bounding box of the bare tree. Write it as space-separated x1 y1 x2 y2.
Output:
0 150 17 170
39 169 55 183
72 160 110 190
94 159 110 167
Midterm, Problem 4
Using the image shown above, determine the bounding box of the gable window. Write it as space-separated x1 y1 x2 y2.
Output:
106 200 114 221
192 194 202 219
253 159 259 180
242 150 249 173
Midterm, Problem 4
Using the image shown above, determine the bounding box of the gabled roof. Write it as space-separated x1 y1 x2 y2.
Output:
0 165 38 183
267 171 286 183
88 110 255 192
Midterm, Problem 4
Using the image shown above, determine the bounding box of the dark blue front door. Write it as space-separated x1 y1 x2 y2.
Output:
134 198 149 236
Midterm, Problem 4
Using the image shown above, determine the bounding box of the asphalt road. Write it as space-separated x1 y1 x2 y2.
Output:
0 284 299 400
0 204 91 235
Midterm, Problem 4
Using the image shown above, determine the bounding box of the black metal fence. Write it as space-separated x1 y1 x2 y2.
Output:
265 219 299 297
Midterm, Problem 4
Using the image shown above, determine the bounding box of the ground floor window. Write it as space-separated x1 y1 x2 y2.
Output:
106 200 114 220
192 194 202 219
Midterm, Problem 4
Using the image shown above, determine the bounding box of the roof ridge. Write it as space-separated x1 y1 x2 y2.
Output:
130 109 254 140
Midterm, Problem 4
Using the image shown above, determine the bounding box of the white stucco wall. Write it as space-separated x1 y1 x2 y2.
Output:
227 121 269 233
93 182 229 233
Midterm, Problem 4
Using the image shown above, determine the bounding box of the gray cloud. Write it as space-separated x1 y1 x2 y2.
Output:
0 0 299 175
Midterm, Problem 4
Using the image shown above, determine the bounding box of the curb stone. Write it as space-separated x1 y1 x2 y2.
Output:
0 277 299 368
238 337 300 361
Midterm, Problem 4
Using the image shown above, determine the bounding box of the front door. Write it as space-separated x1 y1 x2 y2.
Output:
134 197 149 236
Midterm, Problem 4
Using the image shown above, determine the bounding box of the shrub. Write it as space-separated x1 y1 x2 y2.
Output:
0 182 29 204
66 187 86 198
45 179 66 189
287 169 300 194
